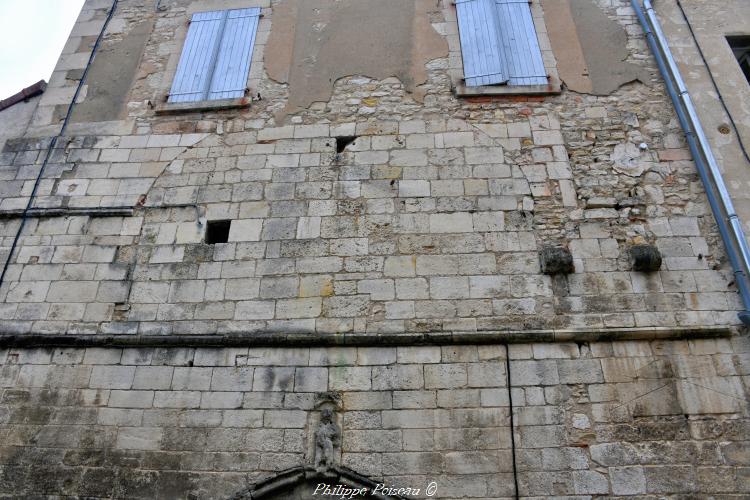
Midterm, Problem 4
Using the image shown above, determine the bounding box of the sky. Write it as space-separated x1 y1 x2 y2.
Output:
0 0 86 98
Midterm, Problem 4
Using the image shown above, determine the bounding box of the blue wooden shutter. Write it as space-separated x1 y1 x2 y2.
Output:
169 8 260 103
455 0 509 87
208 8 261 100
169 10 227 103
495 0 548 85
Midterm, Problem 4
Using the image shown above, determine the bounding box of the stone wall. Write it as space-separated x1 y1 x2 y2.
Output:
654 0 750 235
0 0 742 334
1 338 748 498
0 94 42 155
0 0 749 497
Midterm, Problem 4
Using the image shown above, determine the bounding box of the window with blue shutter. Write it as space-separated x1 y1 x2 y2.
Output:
169 8 261 103
455 0 509 87
456 0 547 87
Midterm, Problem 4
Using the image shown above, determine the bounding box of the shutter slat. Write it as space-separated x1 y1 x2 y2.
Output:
168 11 226 103
495 0 547 85
456 0 508 87
207 7 261 100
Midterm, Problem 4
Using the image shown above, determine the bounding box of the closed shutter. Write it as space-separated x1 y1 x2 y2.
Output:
495 0 547 85
455 0 548 87
208 8 261 100
169 11 227 103
168 8 260 103
455 0 509 87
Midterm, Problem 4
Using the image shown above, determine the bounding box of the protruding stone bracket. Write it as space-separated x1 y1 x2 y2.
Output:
630 244 662 272
540 245 575 275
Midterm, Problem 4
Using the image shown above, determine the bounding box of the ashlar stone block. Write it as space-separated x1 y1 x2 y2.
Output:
228 219 263 242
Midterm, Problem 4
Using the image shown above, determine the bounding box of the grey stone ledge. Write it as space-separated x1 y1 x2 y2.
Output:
0 325 734 348
0 206 134 219
454 76 563 97
155 97 253 115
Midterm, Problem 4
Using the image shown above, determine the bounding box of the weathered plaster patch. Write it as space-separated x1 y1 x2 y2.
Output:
612 142 651 177
70 19 154 123
265 0 447 116
540 0 592 93
543 0 648 95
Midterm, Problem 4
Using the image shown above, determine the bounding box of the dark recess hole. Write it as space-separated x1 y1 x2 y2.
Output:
205 220 231 244
728 36 750 84
336 136 357 153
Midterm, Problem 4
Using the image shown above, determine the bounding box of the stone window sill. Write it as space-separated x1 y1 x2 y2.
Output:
454 76 562 97
155 97 253 115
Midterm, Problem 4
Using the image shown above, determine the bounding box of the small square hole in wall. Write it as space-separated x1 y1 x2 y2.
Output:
205 220 231 244
336 136 357 153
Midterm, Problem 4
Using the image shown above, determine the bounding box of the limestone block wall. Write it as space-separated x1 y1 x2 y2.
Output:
0 0 749 497
0 345 513 498
511 337 750 497
0 115 742 336
0 339 748 498
0 0 745 334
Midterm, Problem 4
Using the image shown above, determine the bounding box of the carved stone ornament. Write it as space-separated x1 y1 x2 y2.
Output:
314 407 341 472
227 390 406 499
308 392 343 471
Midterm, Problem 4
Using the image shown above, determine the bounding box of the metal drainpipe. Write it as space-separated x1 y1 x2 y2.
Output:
632 0 750 325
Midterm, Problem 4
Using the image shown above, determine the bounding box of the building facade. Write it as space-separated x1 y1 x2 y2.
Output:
0 0 748 497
